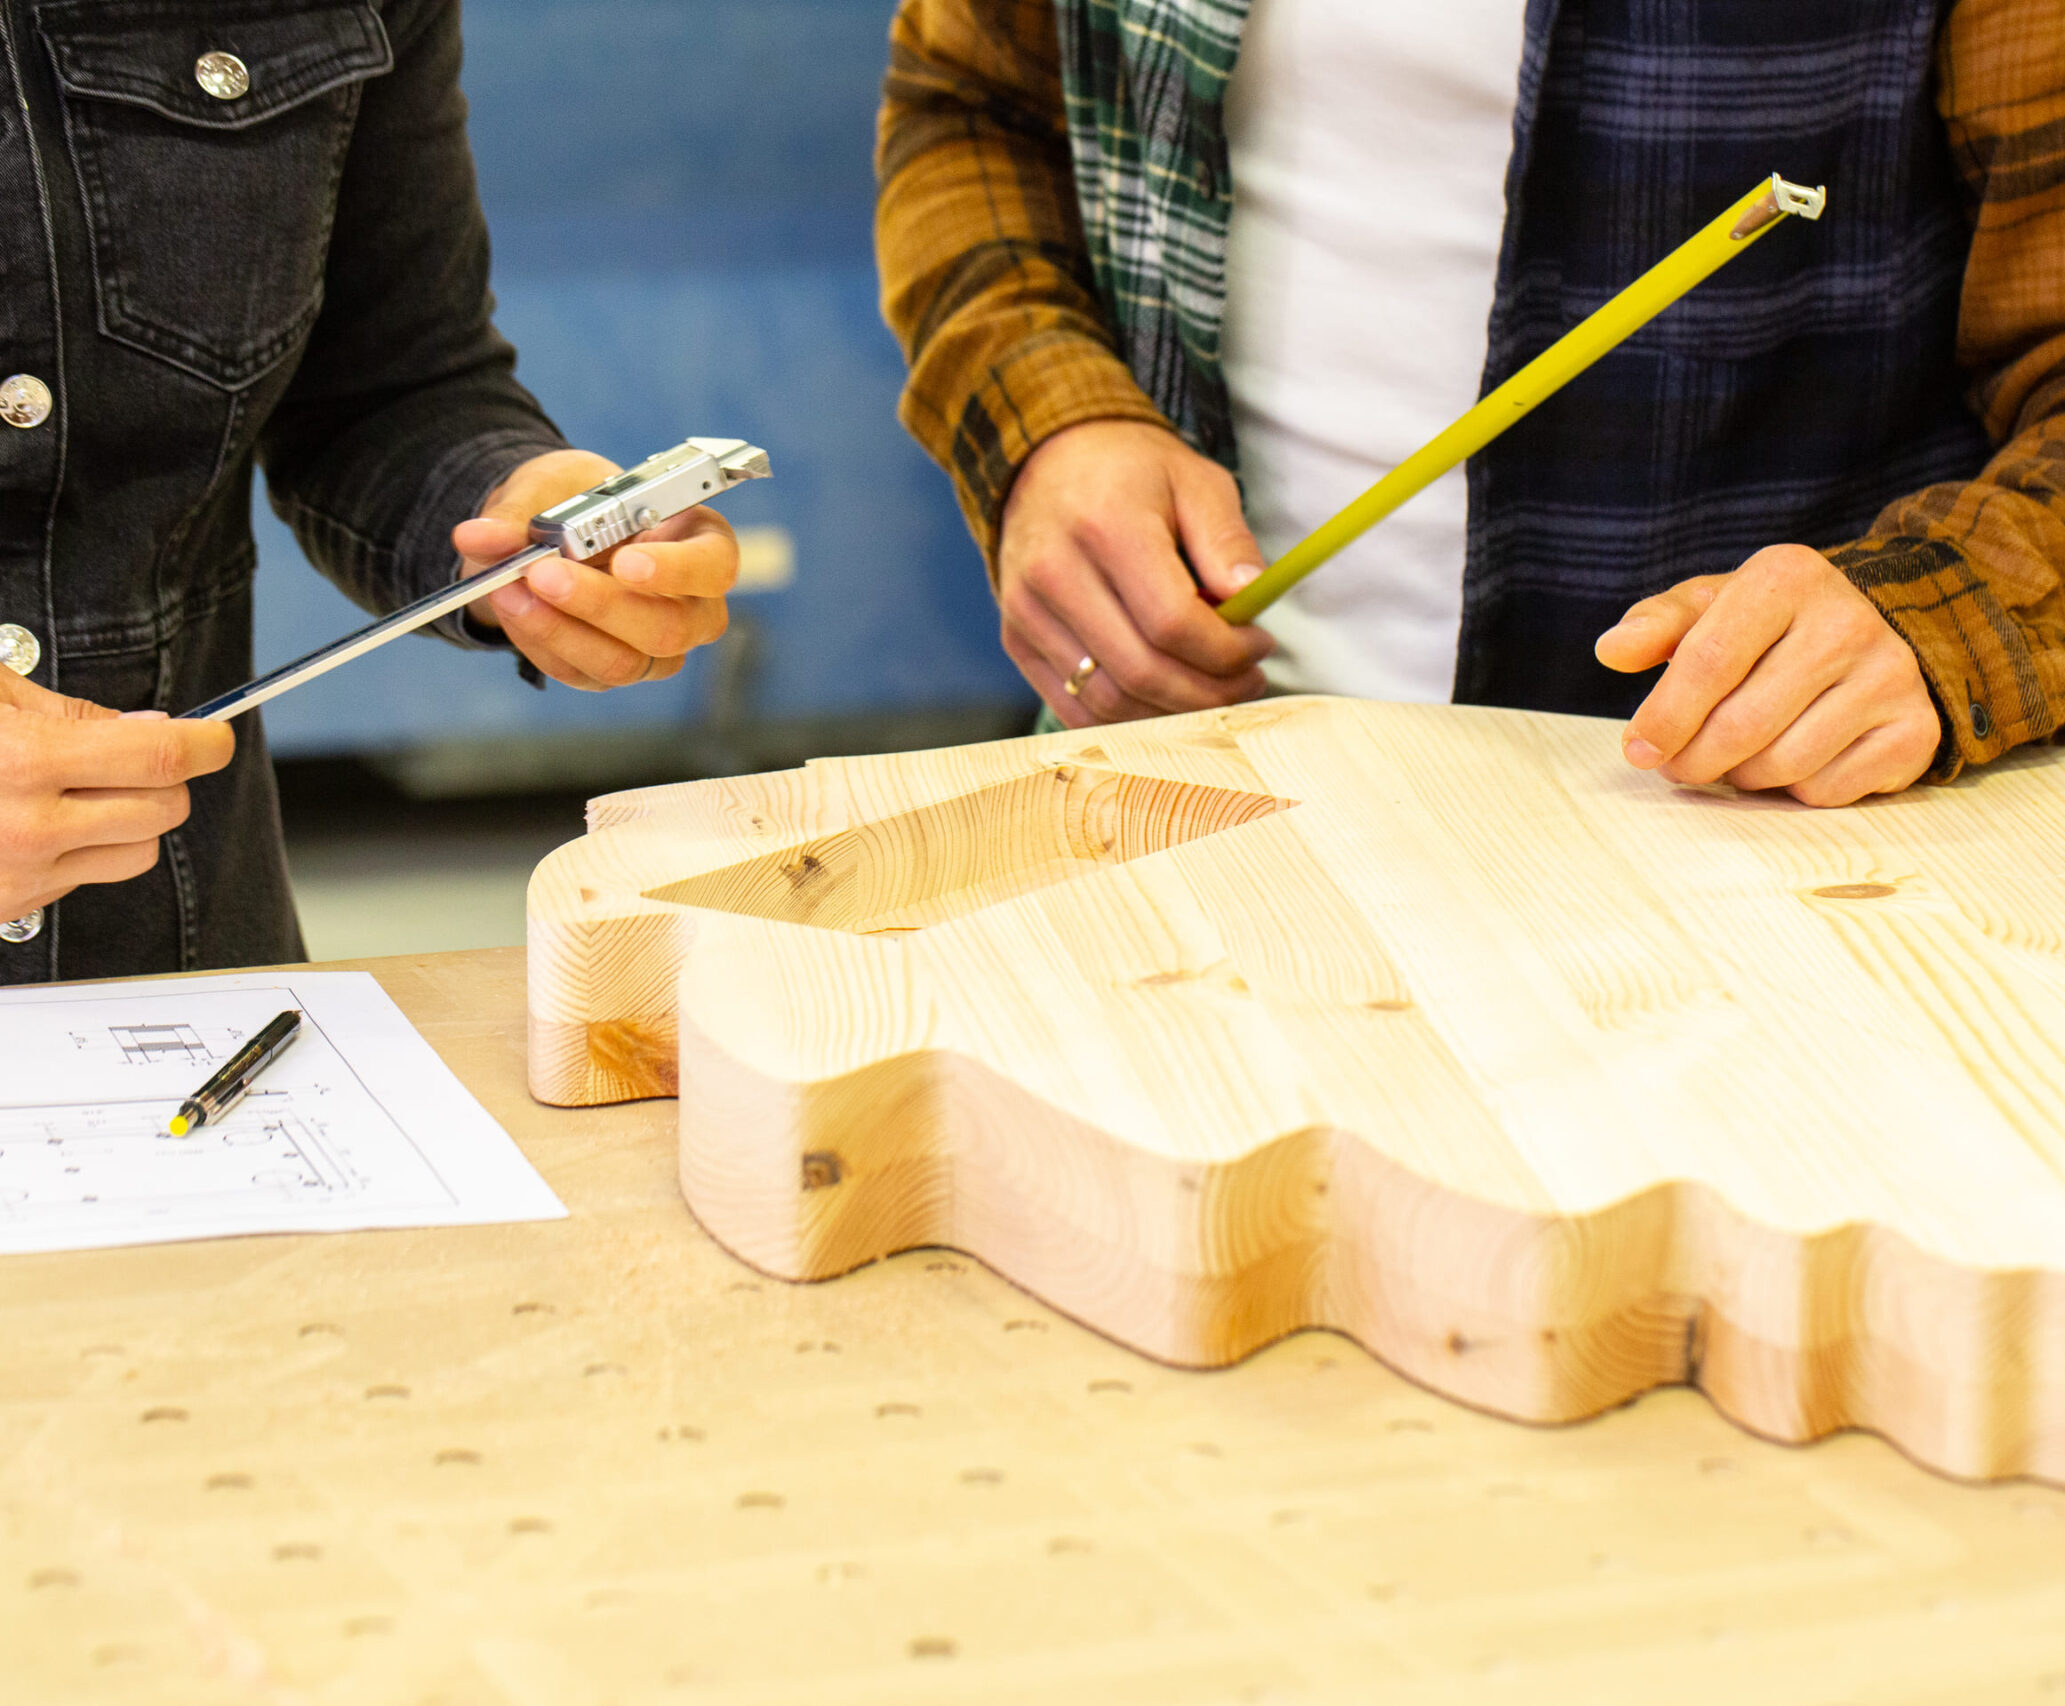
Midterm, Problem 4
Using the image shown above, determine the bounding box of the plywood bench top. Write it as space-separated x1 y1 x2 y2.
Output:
9 946 2065 1701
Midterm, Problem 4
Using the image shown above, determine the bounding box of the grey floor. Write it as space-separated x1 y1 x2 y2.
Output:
278 763 590 963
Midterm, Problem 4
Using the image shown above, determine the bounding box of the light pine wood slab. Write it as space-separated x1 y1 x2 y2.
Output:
528 697 2065 1483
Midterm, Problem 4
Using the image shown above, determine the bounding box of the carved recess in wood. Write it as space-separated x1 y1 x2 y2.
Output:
529 699 2065 1485
642 765 1292 935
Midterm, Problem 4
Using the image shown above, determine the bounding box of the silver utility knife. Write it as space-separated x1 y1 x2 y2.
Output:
183 436 772 722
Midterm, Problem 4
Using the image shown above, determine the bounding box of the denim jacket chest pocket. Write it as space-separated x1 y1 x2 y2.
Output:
35 1 393 391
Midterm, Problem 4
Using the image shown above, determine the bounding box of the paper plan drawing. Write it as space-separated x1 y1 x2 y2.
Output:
0 971 563 1254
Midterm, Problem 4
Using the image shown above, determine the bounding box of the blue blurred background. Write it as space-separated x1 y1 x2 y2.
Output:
254 0 1032 786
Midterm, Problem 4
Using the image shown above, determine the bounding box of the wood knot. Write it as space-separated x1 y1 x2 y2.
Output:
801 1151 843 1191
781 851 829 890
1810 883 1897 901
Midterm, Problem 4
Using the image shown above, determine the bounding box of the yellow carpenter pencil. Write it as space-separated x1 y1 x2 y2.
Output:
1214 173 1828 628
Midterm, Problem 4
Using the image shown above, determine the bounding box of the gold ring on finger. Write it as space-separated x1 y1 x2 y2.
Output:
1063 655 1098 698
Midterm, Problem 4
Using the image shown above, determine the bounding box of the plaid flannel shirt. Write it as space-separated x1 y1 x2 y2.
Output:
878 0 2065 777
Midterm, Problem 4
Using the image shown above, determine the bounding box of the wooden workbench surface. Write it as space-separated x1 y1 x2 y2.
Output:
4 945 2063 1704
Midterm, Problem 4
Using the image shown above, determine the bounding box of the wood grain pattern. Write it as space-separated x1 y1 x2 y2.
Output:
528 697 2065 1483
13 949 2065 1704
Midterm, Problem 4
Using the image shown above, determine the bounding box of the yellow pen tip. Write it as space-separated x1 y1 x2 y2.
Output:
169 1115 188 1137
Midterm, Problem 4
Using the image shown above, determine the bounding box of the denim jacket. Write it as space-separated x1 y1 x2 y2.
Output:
0 0 565 983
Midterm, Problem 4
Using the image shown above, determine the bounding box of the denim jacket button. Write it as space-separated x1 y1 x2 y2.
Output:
0 624 40 677
195 51 251 101
0 909 43 944
0 374 52 429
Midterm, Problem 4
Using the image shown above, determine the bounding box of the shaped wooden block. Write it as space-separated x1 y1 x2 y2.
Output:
528 697 2065 1483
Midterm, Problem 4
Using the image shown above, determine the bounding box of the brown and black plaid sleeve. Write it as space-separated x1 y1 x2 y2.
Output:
876 0 1169 574
1829 0 2065 777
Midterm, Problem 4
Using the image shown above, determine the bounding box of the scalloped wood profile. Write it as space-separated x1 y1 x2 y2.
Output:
527 697 2065 1483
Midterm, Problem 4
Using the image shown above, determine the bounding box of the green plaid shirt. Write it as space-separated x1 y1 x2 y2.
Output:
1055 0 1246 461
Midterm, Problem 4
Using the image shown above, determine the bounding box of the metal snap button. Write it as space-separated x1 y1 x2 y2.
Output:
1970 701 1993 740
195 51 250 101
0 908 44 944
0 623 40 677
0 373 52 429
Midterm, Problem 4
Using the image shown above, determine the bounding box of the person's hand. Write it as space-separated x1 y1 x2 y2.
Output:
997 420 1276 727
455 448 738 690
1595 544 1941 807
0 669 234 919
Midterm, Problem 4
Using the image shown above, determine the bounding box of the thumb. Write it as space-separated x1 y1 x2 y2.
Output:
0 667 117 721
1170 456 1267 606
453 448 620 564
1595 577 1724 674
